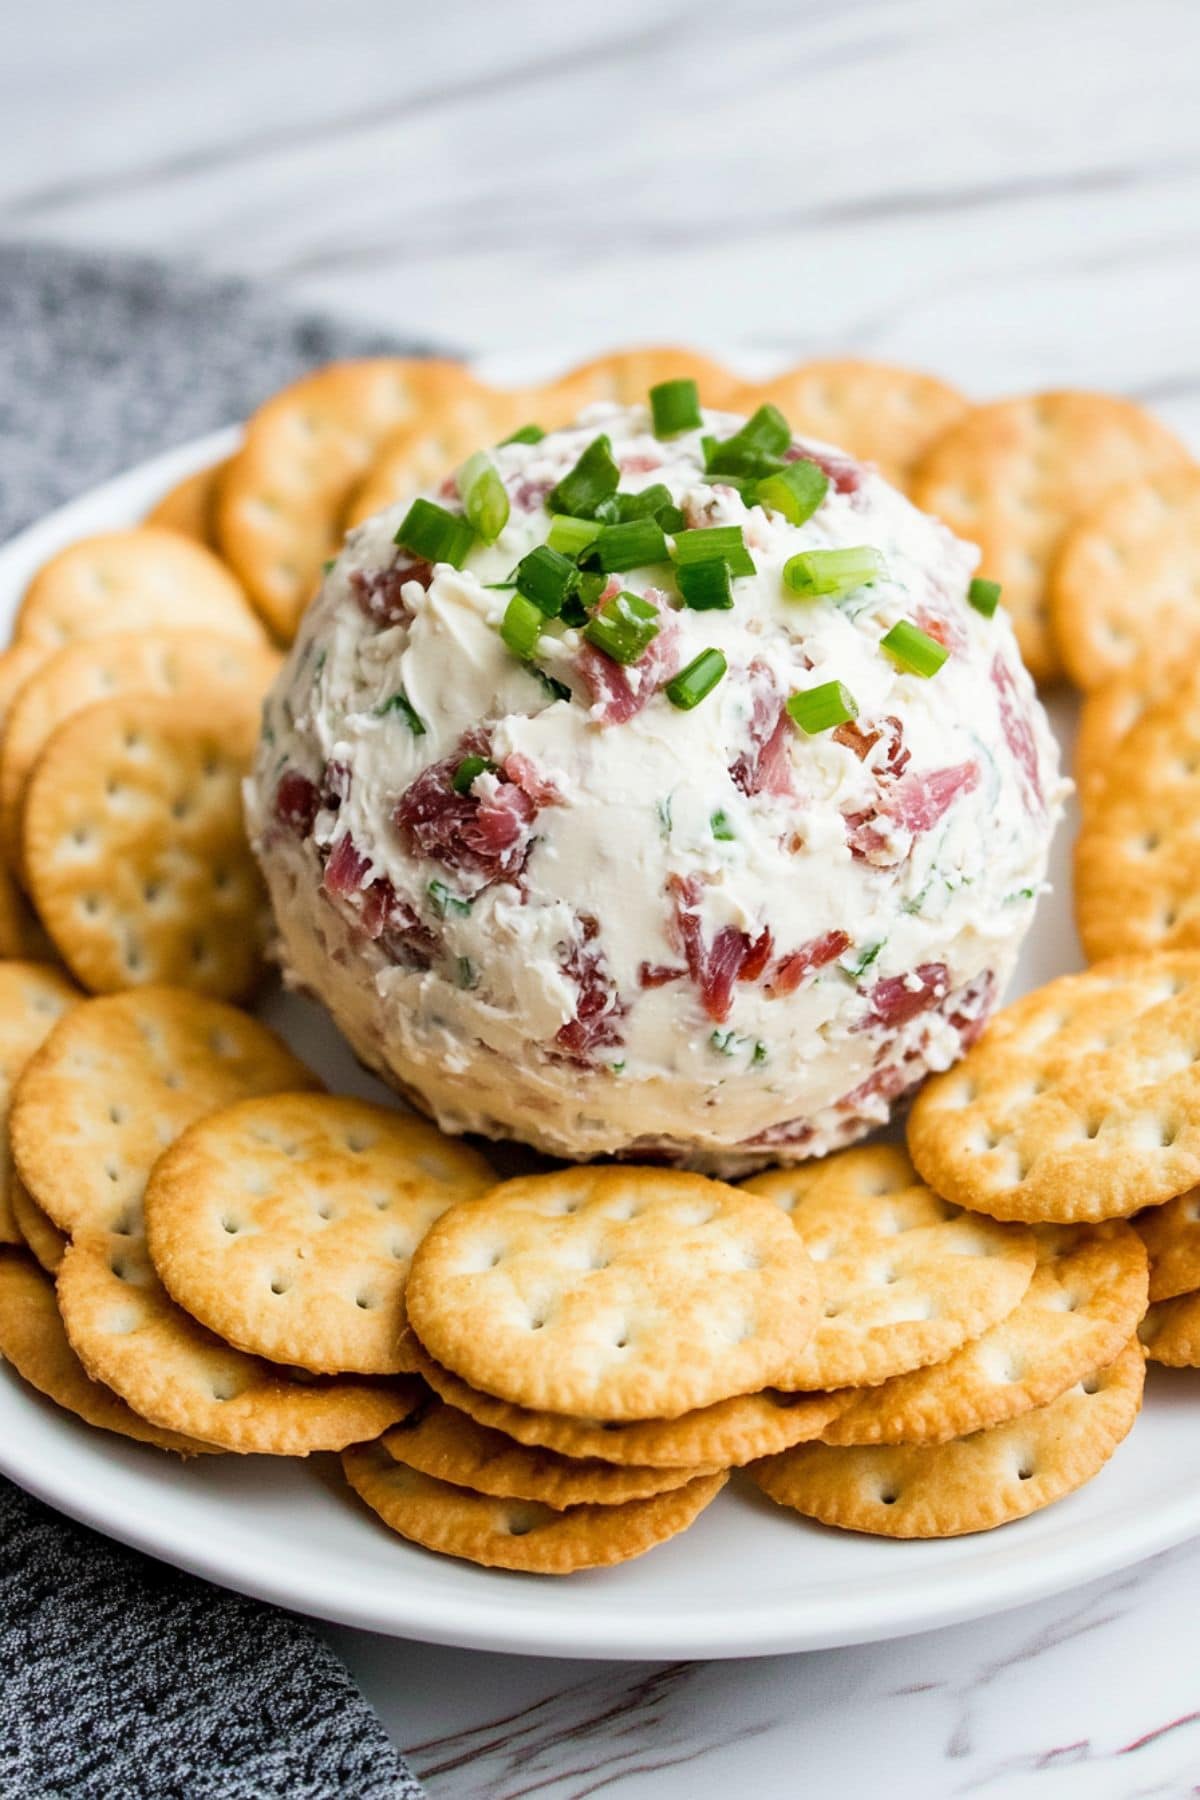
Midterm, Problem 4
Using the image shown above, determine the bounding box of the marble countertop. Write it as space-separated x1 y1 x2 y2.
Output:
5 2 1200 1794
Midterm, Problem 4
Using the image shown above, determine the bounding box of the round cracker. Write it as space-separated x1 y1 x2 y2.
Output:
822 1222 1147 1445
144 459 232 548
10 1177 65 1274
408 1337 847 1468
911 391 1188 683
15 529 264 652
344 390 533 528
1136 1188 1200 1303
1074 649 1178 814
542 347 738 412
405 1167 819 1422
745 1144 1036 1390
23 690 268 1000
10 986 317 1239
380 1393 712 1507
1139 1290 1200 1365
1074 673 1200 962
0 1251 212 1454
0 860 53 961
908 952 1200 1223
731 359 968 492
342 1443 727 1572
0 962 81 1245
145 1092 494 1375
750 1338 1145 1537
216 358 484 642
57 1231 417 1455
0 628 280 874
0 643 47 727
1053 466 1200 691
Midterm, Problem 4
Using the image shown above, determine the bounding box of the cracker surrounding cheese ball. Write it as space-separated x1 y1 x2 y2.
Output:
247 403 1062 1174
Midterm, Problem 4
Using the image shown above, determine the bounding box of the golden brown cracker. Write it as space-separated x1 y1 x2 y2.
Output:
10 1178 65 1274
750 1338 1144 1537
0 962 80 1244
546 347 738 411
1074 649 1177 814
1136 1188 1200 1303
908 953 1200 1222
911 392 1189 683
406 1166 819 1421
344 390 532 528
1139 1290 1200 1365
144 460 231 548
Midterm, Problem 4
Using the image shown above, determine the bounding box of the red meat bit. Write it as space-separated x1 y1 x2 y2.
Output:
323 835 437 967
991 655 1043 808
833 715 910 778
766 929 851 997
835 1062 921 1115
274 770 320 838
886 760 980 834
862 962 951 1029
554 915 624 1063
639 962 685 988
502 752 563 807
577 591 681 726
350 560 429 627
394 731 537 886
730 664 793 798
668 873 772 1023
914 602 967 656
784 443 863 496
321 760 351 810
621 453 663 475
323 831 372 899
514 477 554 512
743 1116 817 1151
945 968 997 1048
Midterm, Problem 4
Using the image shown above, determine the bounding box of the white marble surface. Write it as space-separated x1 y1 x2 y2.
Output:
6 2 1200 1794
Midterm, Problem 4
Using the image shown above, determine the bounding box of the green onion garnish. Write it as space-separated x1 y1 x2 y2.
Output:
617 483 675 522
705 405 791 477
457 956 478 989
676 557 734 611
757 459 829 526
322 558 337 574
428 880 472 919
582 517 669 573
394 497 475 568
451 754 494 795
711 809 735 841
547 435 621 518
500 423 545 446
501 593 544 661
456 452 510 545
514 545 580 618
650 377 703 437
671 524 756 578
374 690 426 735
968 577 1002 618
665 648 727 710
583 592 661 665
787 680 859 735
547 514 602 557
783 546 886 600
881 619 949 678
532 668 572 703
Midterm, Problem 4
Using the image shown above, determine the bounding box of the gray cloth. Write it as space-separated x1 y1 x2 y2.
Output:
0 239 431 1800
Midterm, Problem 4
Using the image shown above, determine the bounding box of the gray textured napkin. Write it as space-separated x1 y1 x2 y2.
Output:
0 239 431 1800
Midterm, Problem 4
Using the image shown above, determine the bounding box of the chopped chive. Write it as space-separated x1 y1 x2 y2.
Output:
499 423 545 446
968 576 1002 618
322 558 337 574
374 690 427 735
428 880 472 919
665 648 727 710
786 680 859 735
711 809 735 841
710 1028 737 1056
501 593 544 661
592 494 622 525
881 619 949 678
456 956 479 989
650 377 703 436
840 940 884 980
394 497 475 568
705 405 791 477
757 459 829 526
451 754 495 795
456 452 510 545
617 483 675 522
514 544 580 617
783 546 886 600
676 557 734 611
752 1039 768 1065
671 524 756 578
531 667 572 703
583 592 661 665
547 514 602 557
547 434 620 518
581 517 669 573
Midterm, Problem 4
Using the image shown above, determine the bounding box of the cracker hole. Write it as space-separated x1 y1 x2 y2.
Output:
1016 1460 1035 1481
356 1292 378 1310
1080 1374 1101 1395
222 1215 241 1235
878 1487 900 1506
270 1277 290 1296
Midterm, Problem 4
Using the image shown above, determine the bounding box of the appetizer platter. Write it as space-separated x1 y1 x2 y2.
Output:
2 348 1200 1659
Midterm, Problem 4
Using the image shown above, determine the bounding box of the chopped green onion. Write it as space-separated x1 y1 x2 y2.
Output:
671 524 756 578
676 557 734 611
499 423 545 446
456 452 510 545
374 690 426 735
711 809 735 841
322 558 337 575
786 681 859 735
592 494 622 525
428 880 472 919
514 544 580 617
617 483 675 522
456 956 479 989
581 517 670 573
501 593 544 661
710 1028 737 1056
881 619 949 678
547 514 602 557
783 546 886 599
757 459 829 526
650 377 703 436
705 405 791 477
451 754 494 795
968 576 1002 618
583 592 661 665
531 667 572 703
394 497 475 568
547 434 620 518
665 648 727 710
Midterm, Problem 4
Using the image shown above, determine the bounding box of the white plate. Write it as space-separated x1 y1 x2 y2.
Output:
1 418 1197 1666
